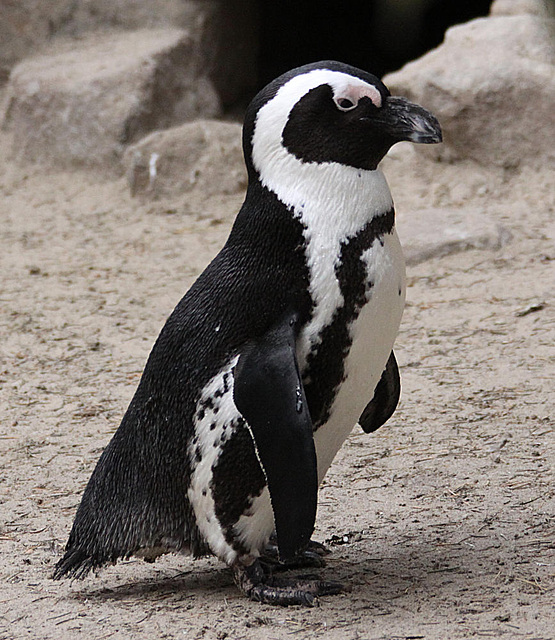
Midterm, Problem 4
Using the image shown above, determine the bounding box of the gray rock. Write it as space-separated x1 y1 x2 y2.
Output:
0 1 257 107
384 14 555 169
123 120 246 198
490 0 551 16
54 0 258 109
0 0 74 84
397 207 512 266
0 1 187 87
2 29 222 171
57 0 189 32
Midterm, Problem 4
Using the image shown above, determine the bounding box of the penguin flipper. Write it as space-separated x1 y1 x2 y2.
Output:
359 350 401 434
233 311 317 563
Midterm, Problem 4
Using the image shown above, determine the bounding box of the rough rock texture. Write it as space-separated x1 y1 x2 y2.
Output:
490 0 552 15
384 13 555 168
397 207 512 266
0 0 74 84
123 120 246 198
0 1 257 107
1 29 222 171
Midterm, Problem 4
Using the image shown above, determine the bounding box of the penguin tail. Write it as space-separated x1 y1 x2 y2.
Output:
52 548 102 580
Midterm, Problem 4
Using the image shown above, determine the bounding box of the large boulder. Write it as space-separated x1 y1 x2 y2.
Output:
397 207 512 266
0 0 74 84
0 0 187 87
489 0 552 16
384 12 555 168
123 120 246 198
0 1 257 106
1 29 222 171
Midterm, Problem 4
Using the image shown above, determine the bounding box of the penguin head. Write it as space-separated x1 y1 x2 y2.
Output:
243 61 442 184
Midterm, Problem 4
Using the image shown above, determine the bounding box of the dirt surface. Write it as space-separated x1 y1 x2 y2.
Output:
1 119 554 640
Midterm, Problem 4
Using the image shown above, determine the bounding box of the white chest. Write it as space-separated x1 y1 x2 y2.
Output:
268 166 396 368
312 229 405 481
258 161 404 481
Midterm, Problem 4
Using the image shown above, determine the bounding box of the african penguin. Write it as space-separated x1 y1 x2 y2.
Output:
54 60 442 606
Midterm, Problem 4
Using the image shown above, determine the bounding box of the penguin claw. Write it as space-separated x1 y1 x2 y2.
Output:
250 584 318 607
260 548 326 571
233 559 344 607
306 539 331 557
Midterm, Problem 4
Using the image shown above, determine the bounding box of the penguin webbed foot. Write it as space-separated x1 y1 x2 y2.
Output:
261 536 329 570
233 558 343 607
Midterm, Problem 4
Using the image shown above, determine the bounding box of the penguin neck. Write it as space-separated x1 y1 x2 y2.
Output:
254 159 394 241
250 104 395 230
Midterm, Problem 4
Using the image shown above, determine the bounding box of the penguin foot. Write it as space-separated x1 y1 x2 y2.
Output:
261 536 329 570
306 539 331 557
233 558 344 606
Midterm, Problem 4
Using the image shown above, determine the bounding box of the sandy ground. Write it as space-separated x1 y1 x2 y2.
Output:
0 118 554 640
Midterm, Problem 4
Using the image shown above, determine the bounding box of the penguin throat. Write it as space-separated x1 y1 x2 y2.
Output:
261 161 394 235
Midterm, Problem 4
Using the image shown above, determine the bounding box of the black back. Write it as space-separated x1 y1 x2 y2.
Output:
54 182 313 577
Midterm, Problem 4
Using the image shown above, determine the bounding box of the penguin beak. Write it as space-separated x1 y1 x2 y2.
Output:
379 96 442 144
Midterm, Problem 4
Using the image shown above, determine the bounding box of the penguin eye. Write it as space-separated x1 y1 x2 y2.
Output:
335 97 357 111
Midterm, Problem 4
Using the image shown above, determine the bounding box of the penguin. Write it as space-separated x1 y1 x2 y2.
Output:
53 61 441 606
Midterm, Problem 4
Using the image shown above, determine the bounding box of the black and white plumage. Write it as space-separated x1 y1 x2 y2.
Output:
54 61 441 605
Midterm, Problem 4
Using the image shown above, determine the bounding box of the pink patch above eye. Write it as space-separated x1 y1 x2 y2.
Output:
335 83 382 109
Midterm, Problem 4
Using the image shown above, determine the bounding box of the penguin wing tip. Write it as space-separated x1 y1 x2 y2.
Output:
359 351 401 434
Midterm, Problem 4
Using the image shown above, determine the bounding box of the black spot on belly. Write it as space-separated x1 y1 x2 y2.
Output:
199 396 216 412
211 421 266 553
304 208 395 428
